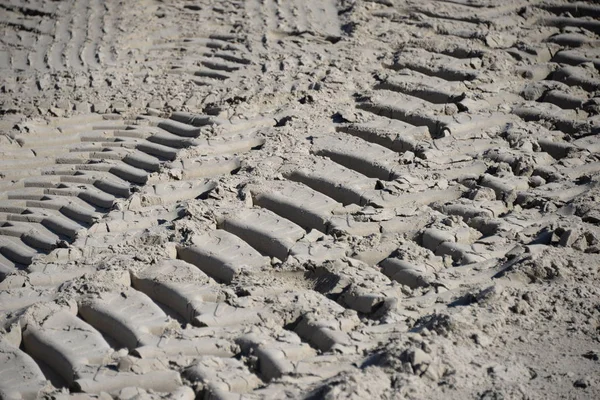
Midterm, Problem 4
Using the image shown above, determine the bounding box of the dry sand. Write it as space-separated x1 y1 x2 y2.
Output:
0 0 599 398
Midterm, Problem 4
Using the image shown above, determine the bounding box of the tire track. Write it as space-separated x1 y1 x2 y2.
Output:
0 0 120 72
149 35 252 86
0 112 272 277
513 2 600 140
2 0 600 398
1 222 399 397
328 0 600 323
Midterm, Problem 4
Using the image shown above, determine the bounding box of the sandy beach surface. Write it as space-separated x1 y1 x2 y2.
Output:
0 0 599 398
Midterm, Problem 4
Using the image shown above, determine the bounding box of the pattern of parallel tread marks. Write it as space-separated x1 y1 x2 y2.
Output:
14 299 234 394
287 155 468 211
539 2 600 19
358 90 512 138
513 2 600 139
6 266 368 397
4 0 600 398
288 150 467 209
0 236 38 266
178 215 395 316
0 113 270 271
336 0 556 273
21 305 213 395
0 221 60 251
538 4 600 34
0 0 118 72
149 36 251 85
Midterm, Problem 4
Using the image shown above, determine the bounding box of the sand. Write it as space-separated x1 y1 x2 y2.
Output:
0 0 599 398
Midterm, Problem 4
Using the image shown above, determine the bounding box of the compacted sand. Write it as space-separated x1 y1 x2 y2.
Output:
0 0 599 398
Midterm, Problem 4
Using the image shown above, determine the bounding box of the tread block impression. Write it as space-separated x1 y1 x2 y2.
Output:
131 259 262 327
177 230 270 283
221 208 306 261
249 180 344 233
